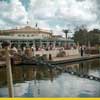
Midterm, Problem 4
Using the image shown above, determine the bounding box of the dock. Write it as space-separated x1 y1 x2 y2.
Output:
20 54 100 65
48 54 100 65
0 54 100 66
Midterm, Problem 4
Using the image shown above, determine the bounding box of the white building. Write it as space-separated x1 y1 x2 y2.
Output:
0 25 75 49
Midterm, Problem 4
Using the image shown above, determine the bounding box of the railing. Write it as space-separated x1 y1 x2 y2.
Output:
34 49 80 58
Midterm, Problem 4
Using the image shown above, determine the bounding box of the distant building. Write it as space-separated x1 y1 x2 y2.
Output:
0 25 75 48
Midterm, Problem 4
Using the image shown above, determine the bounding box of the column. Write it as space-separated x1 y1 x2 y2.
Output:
46 41 50 47
18 41 21 48
32 40 35 47
53 41 56 49
58 41 61 47
26 41 29 47
45 41 49 50
39 40 43 47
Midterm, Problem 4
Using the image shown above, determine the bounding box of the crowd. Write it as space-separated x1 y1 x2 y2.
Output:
10 44 78 53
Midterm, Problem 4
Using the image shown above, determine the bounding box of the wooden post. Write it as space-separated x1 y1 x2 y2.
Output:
5 47 14 97
49 54 52 60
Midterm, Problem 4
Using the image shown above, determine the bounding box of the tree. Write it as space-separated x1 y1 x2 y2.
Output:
88 29 100 46
73 28 100 46
63 29 69 39
74 28 88 45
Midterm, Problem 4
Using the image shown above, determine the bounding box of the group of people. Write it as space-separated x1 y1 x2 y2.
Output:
9 44 78 57
79 45 87 56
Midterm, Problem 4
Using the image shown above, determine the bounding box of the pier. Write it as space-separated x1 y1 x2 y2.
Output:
49 54 100 65
20 54 100 65
0 54 100 66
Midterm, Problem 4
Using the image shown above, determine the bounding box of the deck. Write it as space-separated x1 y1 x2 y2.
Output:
0 54 100 66
48 54 100 65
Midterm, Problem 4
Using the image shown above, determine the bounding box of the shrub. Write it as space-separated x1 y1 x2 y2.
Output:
56 51 66 57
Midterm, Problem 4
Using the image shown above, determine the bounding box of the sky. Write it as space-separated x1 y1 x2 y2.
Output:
0 0 100 36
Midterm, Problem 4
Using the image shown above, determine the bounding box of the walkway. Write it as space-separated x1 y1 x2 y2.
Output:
49 54 100 64
0 54 100 66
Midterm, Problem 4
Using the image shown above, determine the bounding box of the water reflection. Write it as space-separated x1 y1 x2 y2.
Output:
0 59 100 97
0 65 62 87
64 59 100 77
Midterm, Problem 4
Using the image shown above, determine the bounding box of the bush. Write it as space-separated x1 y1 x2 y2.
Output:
56 51 66 57
42 54 48 60
85 48 99 54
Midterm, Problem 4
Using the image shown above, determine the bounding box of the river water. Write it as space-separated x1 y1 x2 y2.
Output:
0 59 100 97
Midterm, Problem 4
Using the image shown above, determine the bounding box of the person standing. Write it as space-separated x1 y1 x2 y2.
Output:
80 46 84 56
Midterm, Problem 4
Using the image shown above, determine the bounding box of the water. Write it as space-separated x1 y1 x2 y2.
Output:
0 59 100 97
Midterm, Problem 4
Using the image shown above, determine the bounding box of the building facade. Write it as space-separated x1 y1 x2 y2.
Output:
0 25 75 49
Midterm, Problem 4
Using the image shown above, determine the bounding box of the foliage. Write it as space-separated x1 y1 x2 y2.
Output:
2 32 11 36
73 28 100 46
56 51 66 57
63 29 69 39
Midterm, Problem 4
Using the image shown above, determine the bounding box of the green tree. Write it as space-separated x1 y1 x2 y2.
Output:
63 29 69 39
74 28 88 45
73 28 100 46
88 29 100 46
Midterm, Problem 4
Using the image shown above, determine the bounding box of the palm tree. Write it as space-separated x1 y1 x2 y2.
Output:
63 29 69 39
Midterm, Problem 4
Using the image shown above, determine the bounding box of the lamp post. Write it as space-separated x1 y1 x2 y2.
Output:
3 41 14 97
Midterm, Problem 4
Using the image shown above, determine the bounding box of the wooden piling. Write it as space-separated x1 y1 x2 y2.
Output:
5 47 14 97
